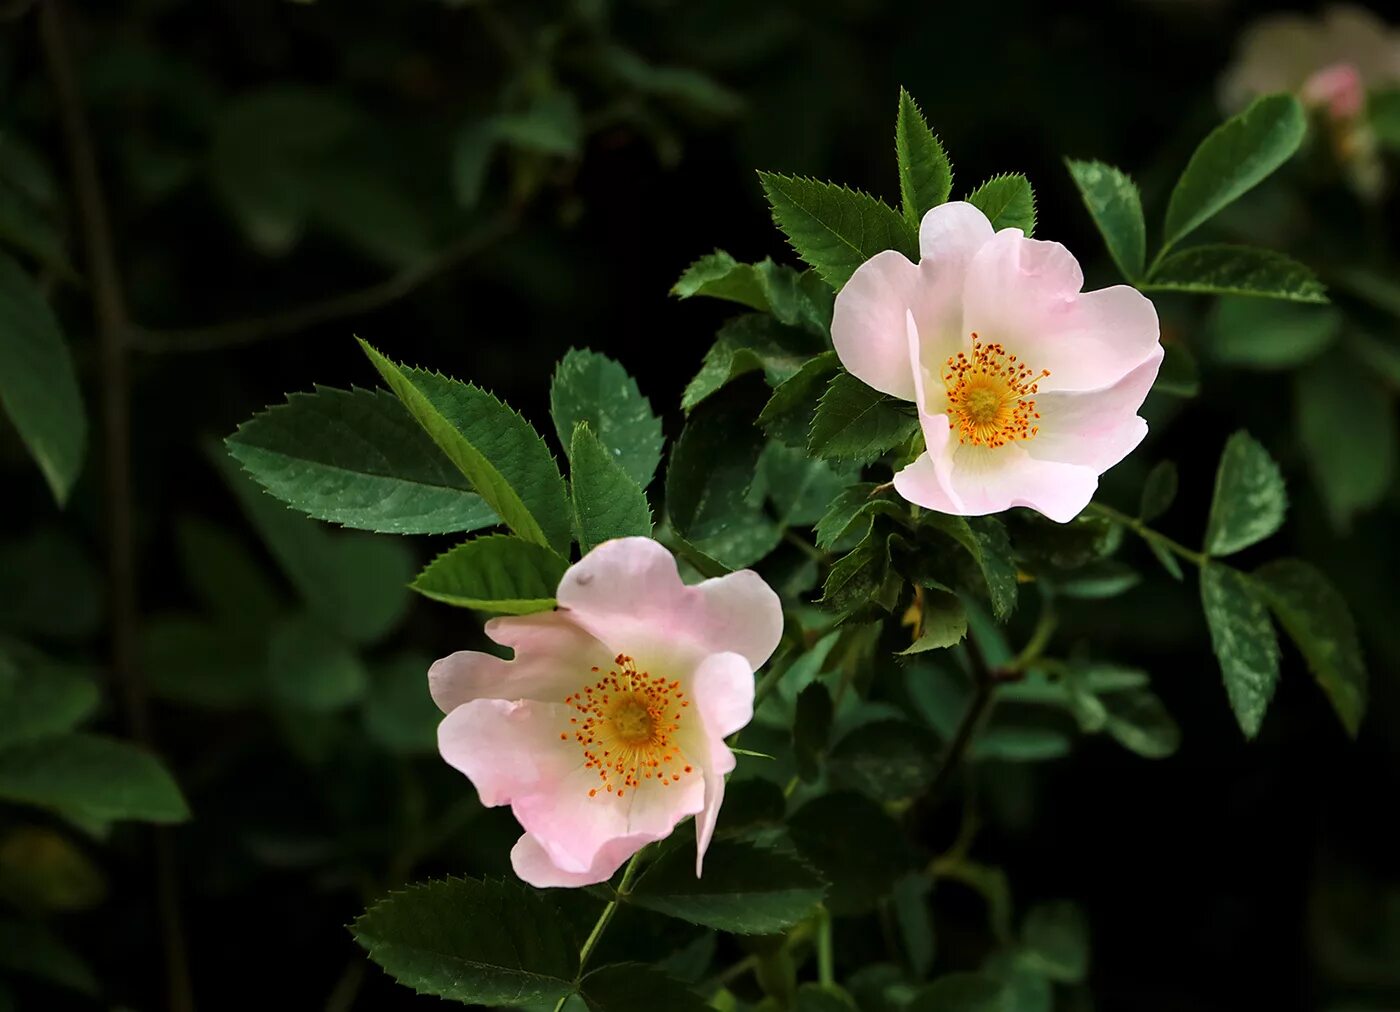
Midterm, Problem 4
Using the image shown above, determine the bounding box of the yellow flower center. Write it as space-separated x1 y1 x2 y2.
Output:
561 654 693 799
943 333 1049 449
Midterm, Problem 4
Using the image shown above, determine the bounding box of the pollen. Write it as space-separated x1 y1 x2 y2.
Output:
563 654 693 799
943 333 1049 449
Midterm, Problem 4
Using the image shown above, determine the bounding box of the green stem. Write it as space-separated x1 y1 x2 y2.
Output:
816 907 835 987
1008 594 1056 673
926 630 1000 801
556 848 647 1011
1087 502 1209 567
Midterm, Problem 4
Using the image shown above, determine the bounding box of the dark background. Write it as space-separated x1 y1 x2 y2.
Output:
2 1 1398 1010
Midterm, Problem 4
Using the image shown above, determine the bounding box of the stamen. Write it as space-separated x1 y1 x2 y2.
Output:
562 655 693 798
942 333 1048 448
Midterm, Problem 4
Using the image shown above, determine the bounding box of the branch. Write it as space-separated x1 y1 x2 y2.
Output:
926 629 1016 801
39 3 192 1009
128 212 517 354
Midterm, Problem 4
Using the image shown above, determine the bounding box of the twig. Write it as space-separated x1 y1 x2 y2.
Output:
1087 501 1208 567
925 630 1009 801
39 4 192 1009
552 851 648 1011
128 212 517 354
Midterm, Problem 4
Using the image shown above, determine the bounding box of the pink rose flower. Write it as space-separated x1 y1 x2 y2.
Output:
429 537 783 888
831 201 1162 523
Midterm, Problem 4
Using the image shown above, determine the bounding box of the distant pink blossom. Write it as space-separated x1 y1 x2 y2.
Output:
429 537 782 888
831 201 1162 523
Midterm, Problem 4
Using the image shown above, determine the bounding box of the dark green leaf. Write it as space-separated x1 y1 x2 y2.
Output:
362 651 440 755
1201 563 1280 739
627 838 826 934
1204 430 1287 556
143 616 263 710
815 484 903 549
1251 559 1367 738
412 535 568 614
0 733 189 824
0 917 98 995
1139 460 1179 522
1207 297 1341 369
1065 159 1145 279
896 88 954 226
450 119 498 209
908 973 1011 1012
570 423 653 552
361 340 571 554
925 515 1018 620
828 720 939 802
1146 245 1326 303
1102 688 1180 758
1295 354 1396 531
758 351 840 448
793 681 834 782
1161 93 1306 253
1021 901 1089 983
788 792 912 915
795 983 861 1012
966 173 1036 235
352 877 577 1007
550 348 665 489
0 251 86 503
758 172 918 290
267 615 367 712
1154 341 1200 397
0 529 101 640
579 963 709 1012
496 91 582 157
227 386 499 535
671 250 831 336
173 516 283 631
808 371 920 461
682 314 818 412
0 652 98 748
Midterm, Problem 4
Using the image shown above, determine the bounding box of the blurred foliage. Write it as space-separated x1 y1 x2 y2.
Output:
1 1 1399 1011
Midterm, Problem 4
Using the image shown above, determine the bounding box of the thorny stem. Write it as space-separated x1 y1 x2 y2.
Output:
926 628 1016 802
1087 501 1209 567
129 212 517 354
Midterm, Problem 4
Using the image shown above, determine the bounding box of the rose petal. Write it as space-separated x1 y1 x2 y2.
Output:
686 651 753 873
511 831 656 888
936 442 1101 523
1028 351 1162 469
437 698 577 807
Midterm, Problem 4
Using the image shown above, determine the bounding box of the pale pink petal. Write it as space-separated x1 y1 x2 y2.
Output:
428 612 612 712
556 537 782 669
1028 351 1163 469
962 231 1159 393
511 831 655 888
513 764 703 873
687 651 753 873
831 250 923 401
918 201 996 264
941 443 1100 523
437 699 577 807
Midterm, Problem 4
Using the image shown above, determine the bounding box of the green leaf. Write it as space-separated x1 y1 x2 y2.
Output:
0 251 86 503
1204 430 1287 556
570 423 653 552
795 983 861 1012
808 371 920 461
1295 355 1396 531
352 877 577 1007
666 389 779 568
227 386 499 535
579 963 710 1012
829 720 940 802
1201 563 1280 739
755 441 858 528
0 652 98 748
671 250 832 336
1372 87 1400 150
0 918 98 995
213 447 414 645
0 178 74 279
966 173 1036 235
1021 901 1089 983
1206 297 1341 369
788 792 912 915
682 314 818 412
1065 159 1145 280
412 535 568 614
758 172 918 290
815 484 903 549
496 91 582 158
1251 559 1367 738
1155 341 1200 397
896 88 954 227
1161 93 1306 254
793 681 834 782
549 348 665 489
173 516 284 632
267 615 367 712
1145 245 1327 303
450 119 498 209
1101 688 1180 758
908 973 1011 1012
0 733 189 824
758 351 840 448
360 340 571 554
923 515 1018 620
901 588 968 653
0 529 101 640
821 528 895 620
627 838 826 934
